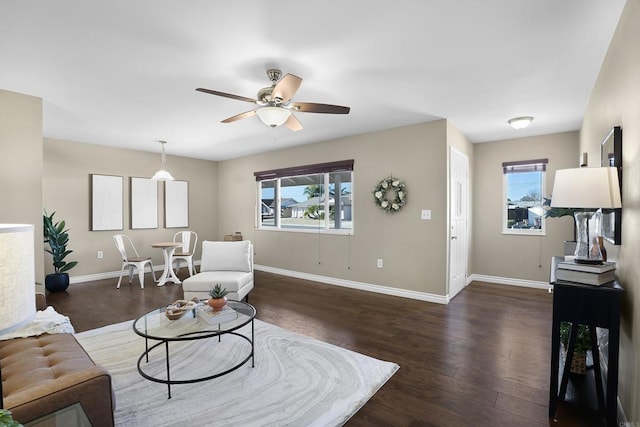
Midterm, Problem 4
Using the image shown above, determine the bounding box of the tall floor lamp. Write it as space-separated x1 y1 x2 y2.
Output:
0 224 36 409
550 167 622 264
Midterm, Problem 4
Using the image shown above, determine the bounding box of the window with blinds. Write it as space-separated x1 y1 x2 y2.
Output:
255 160 354 233
502 158 547 235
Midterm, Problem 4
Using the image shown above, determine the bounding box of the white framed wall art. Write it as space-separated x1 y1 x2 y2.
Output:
165 180 189 228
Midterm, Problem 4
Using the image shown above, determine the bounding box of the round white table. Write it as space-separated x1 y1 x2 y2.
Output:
151 242 182 287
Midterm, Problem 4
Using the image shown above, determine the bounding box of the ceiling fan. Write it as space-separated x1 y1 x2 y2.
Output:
196 69 350 131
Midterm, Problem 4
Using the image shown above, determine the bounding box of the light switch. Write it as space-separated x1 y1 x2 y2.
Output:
421 210 431 220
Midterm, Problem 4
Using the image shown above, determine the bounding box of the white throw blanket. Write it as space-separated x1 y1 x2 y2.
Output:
0 306 75 340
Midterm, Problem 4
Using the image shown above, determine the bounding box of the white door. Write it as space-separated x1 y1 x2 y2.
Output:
449 147 469 299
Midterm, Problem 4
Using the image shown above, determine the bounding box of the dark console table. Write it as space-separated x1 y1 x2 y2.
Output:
549 257 624 427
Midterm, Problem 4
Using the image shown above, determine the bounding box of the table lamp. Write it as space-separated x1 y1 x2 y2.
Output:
0 224 36 409
550 167 621 264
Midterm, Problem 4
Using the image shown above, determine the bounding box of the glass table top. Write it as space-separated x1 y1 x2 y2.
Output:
24 402 91 427
133 300 255 341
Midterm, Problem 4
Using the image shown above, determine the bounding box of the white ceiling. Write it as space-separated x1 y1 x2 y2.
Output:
0 1 626 161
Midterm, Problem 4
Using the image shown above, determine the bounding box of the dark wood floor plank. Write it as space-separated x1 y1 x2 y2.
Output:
44 271 604 426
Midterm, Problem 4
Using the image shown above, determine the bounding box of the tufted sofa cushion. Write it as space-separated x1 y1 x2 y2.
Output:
0 333 114 426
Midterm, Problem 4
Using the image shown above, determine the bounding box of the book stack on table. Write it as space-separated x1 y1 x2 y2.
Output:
196 304 238 324
555 259 616 286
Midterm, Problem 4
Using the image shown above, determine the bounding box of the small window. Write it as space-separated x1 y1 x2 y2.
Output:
502 159 547 235
255 160 354 233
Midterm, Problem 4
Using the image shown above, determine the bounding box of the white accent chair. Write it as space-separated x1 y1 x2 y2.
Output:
182 240 253 302
113 234 157 289
172 231 198 277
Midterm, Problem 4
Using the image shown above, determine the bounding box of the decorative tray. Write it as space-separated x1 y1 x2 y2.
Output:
165 299 197 320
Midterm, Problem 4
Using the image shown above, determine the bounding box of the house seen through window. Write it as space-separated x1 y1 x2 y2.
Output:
503 158 547 235
255 160 353 233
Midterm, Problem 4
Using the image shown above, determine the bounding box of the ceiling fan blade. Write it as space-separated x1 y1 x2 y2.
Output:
284 114 303 131
221 110 257 123
271 73 302 103
196 88 258 104
291 102 350 114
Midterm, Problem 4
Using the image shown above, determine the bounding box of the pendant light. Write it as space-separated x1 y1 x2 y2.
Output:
151 140 175 181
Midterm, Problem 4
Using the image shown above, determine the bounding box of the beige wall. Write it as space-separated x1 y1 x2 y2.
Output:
447 121 474 159
43 138 218 278
472 132 579 281
0 89 44 283
581 0 640 417
218 120 451 296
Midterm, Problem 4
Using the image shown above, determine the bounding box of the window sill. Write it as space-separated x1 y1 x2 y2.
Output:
502 229 547 236
256 227 353 236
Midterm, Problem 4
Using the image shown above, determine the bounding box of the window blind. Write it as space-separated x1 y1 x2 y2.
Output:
254 159 354 181
502 158 548 174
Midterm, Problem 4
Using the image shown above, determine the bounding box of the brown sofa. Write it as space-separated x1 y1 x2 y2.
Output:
0 295 115 426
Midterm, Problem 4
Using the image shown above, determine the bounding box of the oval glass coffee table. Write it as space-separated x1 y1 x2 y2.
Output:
132 300 256 398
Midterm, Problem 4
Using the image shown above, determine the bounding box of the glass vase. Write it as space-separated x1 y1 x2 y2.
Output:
573 211 603 264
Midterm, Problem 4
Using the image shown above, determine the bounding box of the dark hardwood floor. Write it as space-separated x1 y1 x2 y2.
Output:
46 270 607 426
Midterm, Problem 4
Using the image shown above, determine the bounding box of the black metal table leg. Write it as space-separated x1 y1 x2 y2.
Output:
165 341 171 399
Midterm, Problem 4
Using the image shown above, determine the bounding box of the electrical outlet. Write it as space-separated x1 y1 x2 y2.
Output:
97 250 103 259
377 259 383 268
421 209 432 220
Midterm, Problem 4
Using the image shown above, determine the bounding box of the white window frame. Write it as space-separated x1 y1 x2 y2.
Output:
502 159 547 236
255 161 354 235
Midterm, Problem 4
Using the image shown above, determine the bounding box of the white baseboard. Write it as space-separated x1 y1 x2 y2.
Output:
467 274 551 290
68 261 201 285
71 266 548 301
254 264 450 305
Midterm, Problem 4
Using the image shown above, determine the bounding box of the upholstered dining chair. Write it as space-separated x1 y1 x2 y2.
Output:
172 231 198 277
113 234 157 289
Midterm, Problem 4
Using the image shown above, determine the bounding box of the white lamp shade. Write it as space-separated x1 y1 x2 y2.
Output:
551 167 622 209
256 107 291 127
0 224 36 334
151 169 175 181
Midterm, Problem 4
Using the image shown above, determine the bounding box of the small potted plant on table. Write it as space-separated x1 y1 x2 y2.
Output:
208 284 229 311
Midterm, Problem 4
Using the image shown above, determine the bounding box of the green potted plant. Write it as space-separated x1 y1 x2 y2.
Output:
208 283 229 311
559 321 591 375
0 409 21 427
43 210 78 292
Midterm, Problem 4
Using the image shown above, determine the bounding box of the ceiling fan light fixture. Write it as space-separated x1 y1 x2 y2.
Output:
151 140 175 181
508 116 534 130
256 106 291 127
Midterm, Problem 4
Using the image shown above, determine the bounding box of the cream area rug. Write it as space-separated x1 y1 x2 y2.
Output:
75 319 398 427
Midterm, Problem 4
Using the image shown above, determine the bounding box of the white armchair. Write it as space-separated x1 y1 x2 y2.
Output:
182 240 253 302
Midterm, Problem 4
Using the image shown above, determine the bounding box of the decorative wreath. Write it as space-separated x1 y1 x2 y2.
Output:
373 176 407 213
